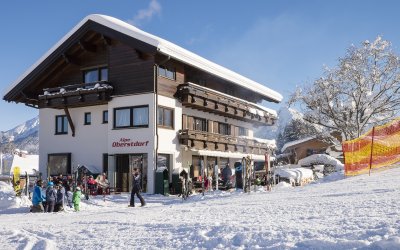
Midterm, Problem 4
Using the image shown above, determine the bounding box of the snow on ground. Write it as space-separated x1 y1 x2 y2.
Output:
1 167 400 249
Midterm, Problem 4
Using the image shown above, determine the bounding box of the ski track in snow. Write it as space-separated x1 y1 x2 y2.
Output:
1 168 400 249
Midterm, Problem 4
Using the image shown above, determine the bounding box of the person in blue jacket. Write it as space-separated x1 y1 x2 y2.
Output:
31 180 46 213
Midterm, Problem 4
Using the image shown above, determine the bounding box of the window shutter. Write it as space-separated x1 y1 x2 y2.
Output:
208 120 214 133
213 121 219 134
182 114 188 129
188 116 194 130
234 126 239 136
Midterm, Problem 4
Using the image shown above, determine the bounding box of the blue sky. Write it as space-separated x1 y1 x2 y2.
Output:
1 0 400 131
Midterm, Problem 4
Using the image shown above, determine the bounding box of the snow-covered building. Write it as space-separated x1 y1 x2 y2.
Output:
3 15 282 193
280 136 342 164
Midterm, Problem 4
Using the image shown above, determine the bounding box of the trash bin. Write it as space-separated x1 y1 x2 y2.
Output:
155 167 169 195
172 168 182 195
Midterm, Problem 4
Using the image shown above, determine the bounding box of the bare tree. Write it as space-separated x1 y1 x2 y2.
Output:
289 37 400 141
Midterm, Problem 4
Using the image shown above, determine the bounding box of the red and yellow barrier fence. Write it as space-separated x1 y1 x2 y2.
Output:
342 118 400 176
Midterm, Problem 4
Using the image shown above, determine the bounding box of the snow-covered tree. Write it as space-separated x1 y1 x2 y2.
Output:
289 37 400 141
277 118 319 151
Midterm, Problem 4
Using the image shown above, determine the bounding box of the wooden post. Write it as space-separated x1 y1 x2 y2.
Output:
341 143 346 177
369 127 375 176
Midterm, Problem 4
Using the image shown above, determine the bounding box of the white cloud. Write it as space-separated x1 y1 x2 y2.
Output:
127 0 161 26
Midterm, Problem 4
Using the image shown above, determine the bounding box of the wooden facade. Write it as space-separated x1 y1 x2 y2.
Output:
178 129 269 155
281 139 332 164
175 83 276 126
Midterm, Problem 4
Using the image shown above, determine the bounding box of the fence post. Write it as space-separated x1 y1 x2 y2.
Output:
341 143 346 177
369 127 376 176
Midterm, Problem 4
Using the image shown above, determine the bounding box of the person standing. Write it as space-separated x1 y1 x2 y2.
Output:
72 187 82 212
55 183 65 212
31 180 46 213
129 168 145 207
45 181 57 212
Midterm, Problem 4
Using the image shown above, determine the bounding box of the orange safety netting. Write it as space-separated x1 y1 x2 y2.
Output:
342 118 400 176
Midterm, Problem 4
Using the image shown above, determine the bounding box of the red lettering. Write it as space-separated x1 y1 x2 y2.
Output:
112 140 149 147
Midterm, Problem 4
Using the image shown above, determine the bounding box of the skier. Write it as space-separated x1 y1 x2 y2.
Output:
45 181 57 212
129 168 146 207
72 187 82 212
31 180 46 213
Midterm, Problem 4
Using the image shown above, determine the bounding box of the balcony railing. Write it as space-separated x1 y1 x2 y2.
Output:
175 82 276 126
38 81 113 108
178 129 273 155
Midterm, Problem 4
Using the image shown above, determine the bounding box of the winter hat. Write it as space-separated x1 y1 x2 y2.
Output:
76 187 81 191
48 181 54 186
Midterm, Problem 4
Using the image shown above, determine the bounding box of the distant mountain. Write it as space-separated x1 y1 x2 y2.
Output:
0 116 39 154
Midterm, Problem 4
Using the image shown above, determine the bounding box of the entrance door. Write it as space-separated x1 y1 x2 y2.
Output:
129 154 147 192
116 154 130 192
115 154 148 192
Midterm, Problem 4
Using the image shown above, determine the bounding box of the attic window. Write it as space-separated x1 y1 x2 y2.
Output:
158 65 176 80
83 67 108 83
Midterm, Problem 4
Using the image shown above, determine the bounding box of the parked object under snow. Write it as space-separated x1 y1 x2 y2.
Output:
274 167 314 186
298 154 344 173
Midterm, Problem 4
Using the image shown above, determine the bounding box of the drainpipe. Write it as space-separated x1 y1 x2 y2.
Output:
154 64 159 172
154 55 171 171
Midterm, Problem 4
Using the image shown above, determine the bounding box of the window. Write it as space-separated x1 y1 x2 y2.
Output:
83 67 108 83
103 153 109 174
114 106 149 128
238 126 248 136
48 153 71 175
193 117 207 132
157 106 174 128
55 115 68 134
218 123 230 135
157 154 171 182
158 65 176 80
84 112 91 125
103 110 108 124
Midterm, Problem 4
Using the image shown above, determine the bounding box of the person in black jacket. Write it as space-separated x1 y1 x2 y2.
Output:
129 168 146 207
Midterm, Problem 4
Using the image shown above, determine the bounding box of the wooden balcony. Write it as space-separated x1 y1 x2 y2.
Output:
175 82 276 126
178 129 272 155
38 81 113 109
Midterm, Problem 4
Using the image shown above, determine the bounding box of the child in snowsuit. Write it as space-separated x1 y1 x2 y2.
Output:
72 187 81 211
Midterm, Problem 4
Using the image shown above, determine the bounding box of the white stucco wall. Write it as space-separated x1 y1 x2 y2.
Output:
157 95 182 180
107 93 156 193
39 105 108 176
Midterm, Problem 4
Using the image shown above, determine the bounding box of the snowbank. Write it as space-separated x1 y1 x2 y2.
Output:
0 181 30 211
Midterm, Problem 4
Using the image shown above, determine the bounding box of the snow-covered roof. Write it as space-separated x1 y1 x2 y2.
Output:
6 14 282 103
297 154 344 171
9 154 39 176
281 136 316 153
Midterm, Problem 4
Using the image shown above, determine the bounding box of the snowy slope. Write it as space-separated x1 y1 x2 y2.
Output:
0 167 399 249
